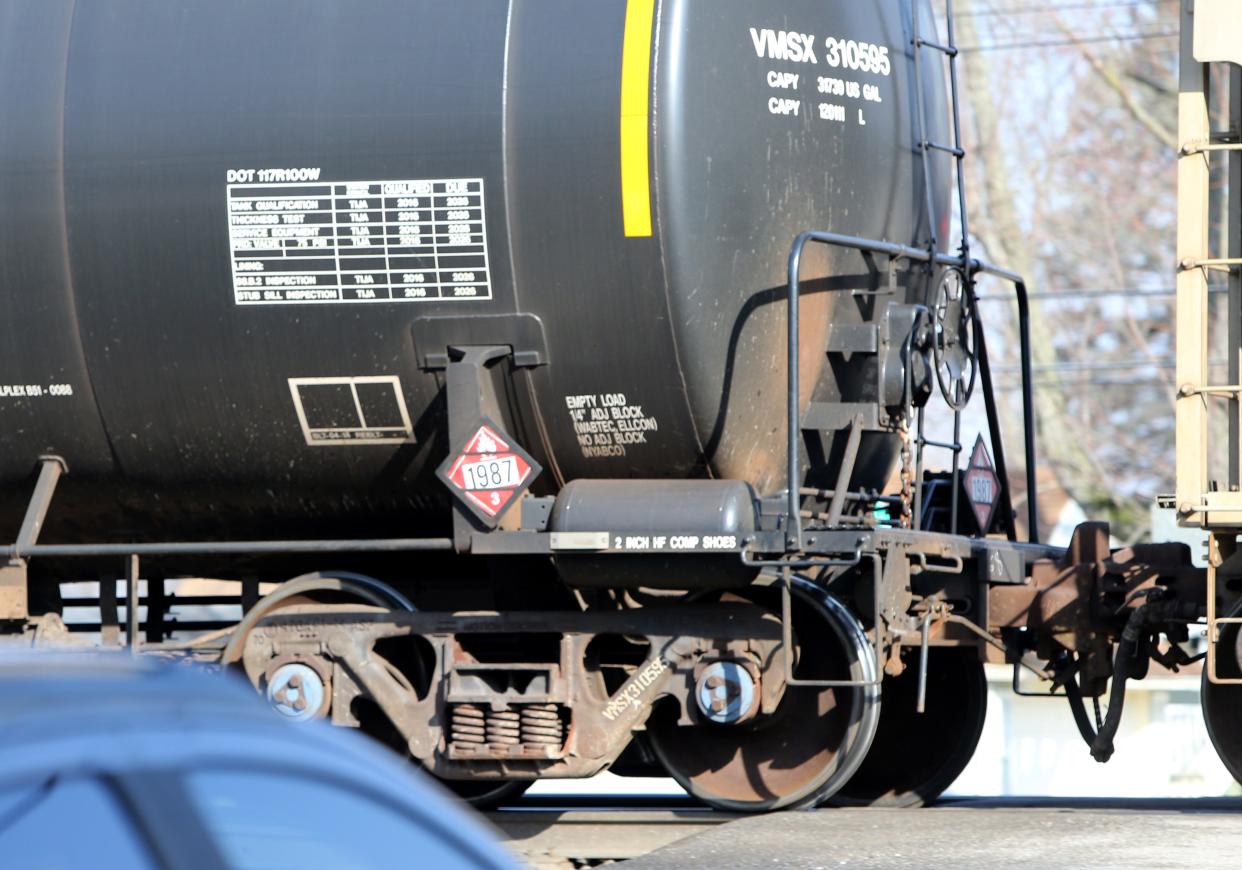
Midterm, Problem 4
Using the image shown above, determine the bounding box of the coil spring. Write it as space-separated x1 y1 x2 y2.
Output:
520 703 564 746
451 703 564 748
449 704 487 745
486 707 522 746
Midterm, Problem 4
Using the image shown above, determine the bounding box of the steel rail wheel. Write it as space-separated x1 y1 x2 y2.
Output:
438 779 531 808
647 578 880 812
221 570 415 668
223 572 532 806
1202 603 1242 785
828 646 986 807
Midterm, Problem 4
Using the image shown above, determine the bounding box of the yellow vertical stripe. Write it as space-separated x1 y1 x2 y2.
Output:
620 0 655 237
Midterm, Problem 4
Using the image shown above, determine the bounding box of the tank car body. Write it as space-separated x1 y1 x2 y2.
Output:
0 0 947 543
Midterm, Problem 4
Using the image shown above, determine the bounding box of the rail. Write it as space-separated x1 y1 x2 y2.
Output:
2 459 455 562
488 805 733 866
6 538 454 559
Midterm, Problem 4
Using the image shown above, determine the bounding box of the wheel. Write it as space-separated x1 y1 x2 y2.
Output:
828 646 986 807
1202 604 1242 785
221 570 415 669
929 267 977 411
646 578 880 812
437 778 532 809
227 574 535 807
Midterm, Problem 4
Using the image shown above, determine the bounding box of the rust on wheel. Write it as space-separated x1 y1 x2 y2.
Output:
439 778 531 809
222 570 414 670
828 646 987 807
647 578 879 811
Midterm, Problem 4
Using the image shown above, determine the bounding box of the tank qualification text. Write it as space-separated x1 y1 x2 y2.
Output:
227 172 493 305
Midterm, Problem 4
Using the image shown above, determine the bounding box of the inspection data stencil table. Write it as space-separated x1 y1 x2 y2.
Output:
227 177 492 305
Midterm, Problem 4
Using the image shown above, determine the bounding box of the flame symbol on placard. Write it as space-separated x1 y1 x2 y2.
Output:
476 430 499 453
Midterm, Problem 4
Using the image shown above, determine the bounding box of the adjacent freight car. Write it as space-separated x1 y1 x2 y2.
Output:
0 0 1235 810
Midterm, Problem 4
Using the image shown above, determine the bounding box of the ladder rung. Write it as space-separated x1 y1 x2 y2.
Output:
919 437 961 452
1179 384 1242 397
1179 256 1242 271
1182 141 1242 155
915 37 958 57
922 141 965 158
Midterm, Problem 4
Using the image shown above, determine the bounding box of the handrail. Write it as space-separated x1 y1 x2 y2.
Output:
785 230 1039 547
970 259 1039 542
6 537 454 559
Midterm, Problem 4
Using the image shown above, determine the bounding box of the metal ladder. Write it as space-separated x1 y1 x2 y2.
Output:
911 0 972 535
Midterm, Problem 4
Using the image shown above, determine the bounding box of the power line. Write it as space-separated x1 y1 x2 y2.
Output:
995 372 1179 387
997 376 1176 388
976 287 1182 301
957 0 1174 17
977 288 1232 301
993 357 1229 375
959 30 1176 52
992 358 1176 374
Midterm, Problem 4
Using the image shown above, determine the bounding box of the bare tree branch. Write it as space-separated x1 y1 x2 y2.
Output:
1049 13 1177 148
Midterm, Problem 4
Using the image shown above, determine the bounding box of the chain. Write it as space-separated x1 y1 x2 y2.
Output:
899 420 914 529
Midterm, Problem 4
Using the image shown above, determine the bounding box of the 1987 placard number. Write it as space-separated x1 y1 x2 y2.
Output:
461 456 519 490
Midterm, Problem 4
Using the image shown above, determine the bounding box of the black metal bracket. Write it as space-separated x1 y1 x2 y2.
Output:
878 302 932 411
444 345 516 552
818 302 930 431
412 313 549 370
1 455 67 620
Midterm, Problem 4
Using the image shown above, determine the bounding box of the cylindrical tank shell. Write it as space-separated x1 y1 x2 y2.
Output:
0 0 949 541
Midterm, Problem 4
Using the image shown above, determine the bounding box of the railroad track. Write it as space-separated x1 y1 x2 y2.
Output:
486 800 735 865
487 796 735 869
489 795 1242 868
